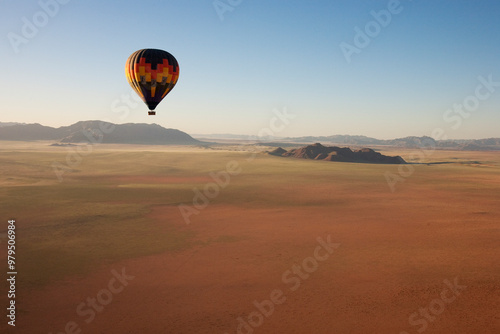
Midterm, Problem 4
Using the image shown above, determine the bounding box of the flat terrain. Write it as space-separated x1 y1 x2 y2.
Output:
1 141 499 333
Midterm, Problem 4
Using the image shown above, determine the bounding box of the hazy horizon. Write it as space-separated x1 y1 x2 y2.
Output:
1 118 498 141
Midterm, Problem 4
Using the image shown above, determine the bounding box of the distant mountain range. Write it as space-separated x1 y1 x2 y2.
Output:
261 135 500 151
1 121 499 150
191 133 500 150
192 133 270 140
0 121 202 145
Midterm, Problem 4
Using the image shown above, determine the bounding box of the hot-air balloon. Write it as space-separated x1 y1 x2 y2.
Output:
125 48 180 115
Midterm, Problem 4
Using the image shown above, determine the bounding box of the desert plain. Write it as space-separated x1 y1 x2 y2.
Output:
0 141 499 334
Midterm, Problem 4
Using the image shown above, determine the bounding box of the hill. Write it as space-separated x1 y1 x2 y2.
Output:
0 121 202 145
269 143 406 164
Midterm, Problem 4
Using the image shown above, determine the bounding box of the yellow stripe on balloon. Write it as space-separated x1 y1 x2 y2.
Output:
134 68 141 82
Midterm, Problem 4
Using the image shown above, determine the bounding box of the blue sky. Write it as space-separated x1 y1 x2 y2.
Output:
1 0 499 139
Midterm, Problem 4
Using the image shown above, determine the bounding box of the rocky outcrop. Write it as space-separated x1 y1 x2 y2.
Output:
270 143 405 164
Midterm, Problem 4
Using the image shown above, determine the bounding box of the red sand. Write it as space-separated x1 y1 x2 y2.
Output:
16 199 500 334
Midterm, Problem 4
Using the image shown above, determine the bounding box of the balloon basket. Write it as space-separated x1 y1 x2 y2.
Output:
148 111 156 115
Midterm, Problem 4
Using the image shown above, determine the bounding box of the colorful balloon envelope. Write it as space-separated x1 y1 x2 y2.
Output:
125 49 180 115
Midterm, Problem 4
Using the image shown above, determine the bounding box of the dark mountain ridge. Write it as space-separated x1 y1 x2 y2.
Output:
269 143 406 164
0 120 201 145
